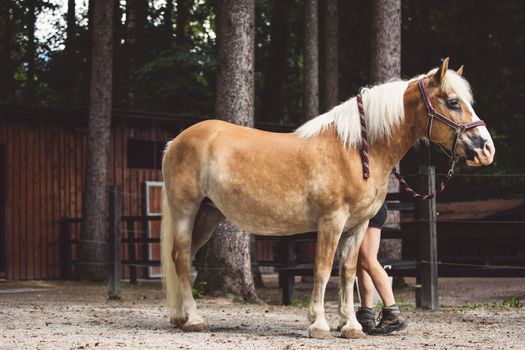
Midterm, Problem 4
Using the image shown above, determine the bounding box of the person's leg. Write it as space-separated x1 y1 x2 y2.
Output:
355 227 389 334
358 226 407 335
358 227 396 307
356 267 375 308
357 228 375 308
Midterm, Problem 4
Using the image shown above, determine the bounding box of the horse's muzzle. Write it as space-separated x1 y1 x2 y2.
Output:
465 140 495 166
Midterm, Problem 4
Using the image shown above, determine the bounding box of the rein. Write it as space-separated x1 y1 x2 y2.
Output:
357 77 486 201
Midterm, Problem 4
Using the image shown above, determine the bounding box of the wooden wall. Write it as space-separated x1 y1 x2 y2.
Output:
0 111 295 280
0 115 185 280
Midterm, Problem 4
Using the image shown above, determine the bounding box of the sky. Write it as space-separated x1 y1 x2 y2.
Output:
36 0 89 51
36 0 214 52
36 0 166 51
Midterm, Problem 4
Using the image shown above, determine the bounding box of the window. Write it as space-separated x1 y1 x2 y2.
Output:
127 140 165 169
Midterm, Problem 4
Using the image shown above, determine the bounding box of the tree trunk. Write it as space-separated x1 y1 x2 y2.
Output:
164 0 174 44
322 0 338 111
77 0 114 280
303 0 319 121
127 0 148 67
84 0 94 101
113 0 123 104
196 0 259 302
65 0 76 53
126 0 147 106
370 0 401 84
113 0 123 46
26 0 37 101
260 0 292 123
0 1 15 98
175 0 192 46
370 0 402 263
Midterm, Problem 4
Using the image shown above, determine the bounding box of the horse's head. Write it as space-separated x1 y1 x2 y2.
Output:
418 58 495 166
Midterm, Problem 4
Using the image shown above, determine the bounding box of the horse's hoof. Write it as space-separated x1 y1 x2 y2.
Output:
169 317 186 328
308 326 333 339
341 328 367 339
182 322 206 332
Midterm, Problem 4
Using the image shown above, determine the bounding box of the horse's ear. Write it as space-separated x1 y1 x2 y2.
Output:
432 57 449 83
456 65 464 76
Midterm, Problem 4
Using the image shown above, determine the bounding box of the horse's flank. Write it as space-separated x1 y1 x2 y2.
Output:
163 120 387 236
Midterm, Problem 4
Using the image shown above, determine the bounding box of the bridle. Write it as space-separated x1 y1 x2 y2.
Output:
358 77 487 200
417 78 485 163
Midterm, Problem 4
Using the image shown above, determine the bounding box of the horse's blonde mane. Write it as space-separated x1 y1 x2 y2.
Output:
295 69 473 147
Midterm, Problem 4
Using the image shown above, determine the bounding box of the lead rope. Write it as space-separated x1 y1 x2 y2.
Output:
356 94 455 201
356 94 370 179
391 164 455 200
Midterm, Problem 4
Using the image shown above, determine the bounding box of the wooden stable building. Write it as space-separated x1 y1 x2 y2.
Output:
0 107 291 280
4 107 519 282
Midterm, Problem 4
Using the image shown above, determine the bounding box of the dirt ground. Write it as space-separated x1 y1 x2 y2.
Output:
1 277 524 350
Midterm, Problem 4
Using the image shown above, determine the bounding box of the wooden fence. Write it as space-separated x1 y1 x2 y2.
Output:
60 166 525 307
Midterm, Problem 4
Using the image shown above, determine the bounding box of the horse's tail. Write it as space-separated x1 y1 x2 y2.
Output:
161 186 180 318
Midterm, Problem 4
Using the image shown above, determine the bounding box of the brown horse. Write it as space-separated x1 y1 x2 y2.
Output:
160 58 495 339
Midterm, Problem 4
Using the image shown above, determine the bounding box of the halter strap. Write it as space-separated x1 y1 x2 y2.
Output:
418 78 486 161
356 77 488 201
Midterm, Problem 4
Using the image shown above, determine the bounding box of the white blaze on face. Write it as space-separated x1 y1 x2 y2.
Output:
463 103 495 165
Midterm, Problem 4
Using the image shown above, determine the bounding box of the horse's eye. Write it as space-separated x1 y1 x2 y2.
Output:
447 98 460 110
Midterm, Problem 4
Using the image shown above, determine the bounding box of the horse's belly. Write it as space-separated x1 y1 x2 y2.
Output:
213 196 316 235
206 182 316 235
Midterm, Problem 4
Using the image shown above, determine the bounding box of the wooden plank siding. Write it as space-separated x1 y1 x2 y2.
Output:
0 110 293 280
0 115 186 280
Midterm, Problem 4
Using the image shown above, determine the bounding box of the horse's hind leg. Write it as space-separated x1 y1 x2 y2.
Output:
161 192 205 331
163 197 225 331
337 221 368 339
191 202 225 256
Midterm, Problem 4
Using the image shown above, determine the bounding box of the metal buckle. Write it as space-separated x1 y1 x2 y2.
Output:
455 124 466 135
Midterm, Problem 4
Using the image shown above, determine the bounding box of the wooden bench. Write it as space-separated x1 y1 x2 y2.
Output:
257 226 415 305
278 259 417 305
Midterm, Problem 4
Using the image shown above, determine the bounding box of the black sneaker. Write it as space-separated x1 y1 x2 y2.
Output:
356 307 376 334
371 304 407 335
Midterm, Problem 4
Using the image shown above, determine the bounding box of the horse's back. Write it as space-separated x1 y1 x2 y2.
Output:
163 118 298 187
162 120 232 201
163 120 319 233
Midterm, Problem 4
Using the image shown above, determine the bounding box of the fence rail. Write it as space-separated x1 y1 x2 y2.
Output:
61 167 525 305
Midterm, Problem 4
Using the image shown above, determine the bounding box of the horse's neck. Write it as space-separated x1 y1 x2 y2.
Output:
370 84 427 180
371 124 419 177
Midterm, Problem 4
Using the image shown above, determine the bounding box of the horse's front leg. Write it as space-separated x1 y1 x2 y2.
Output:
307 212 346 339
337 221 368 339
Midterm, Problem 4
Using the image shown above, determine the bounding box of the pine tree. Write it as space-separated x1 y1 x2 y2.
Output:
77 0 114 280
303 0 319 121
195 0 259 302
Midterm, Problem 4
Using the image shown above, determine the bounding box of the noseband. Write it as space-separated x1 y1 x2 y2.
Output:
417 78 485 163
358 77 487 200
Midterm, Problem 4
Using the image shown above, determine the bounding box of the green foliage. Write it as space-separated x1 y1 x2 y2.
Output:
502 295 522 309
458 302 488 312
0 0 524 171
290 296 310 307
458 295 522 312
127 43 216 115
192 281 207 299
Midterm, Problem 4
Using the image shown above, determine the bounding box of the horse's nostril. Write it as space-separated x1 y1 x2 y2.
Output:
483 142 495 158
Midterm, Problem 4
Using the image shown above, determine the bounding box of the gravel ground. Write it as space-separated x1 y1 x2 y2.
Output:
0 278 524 350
